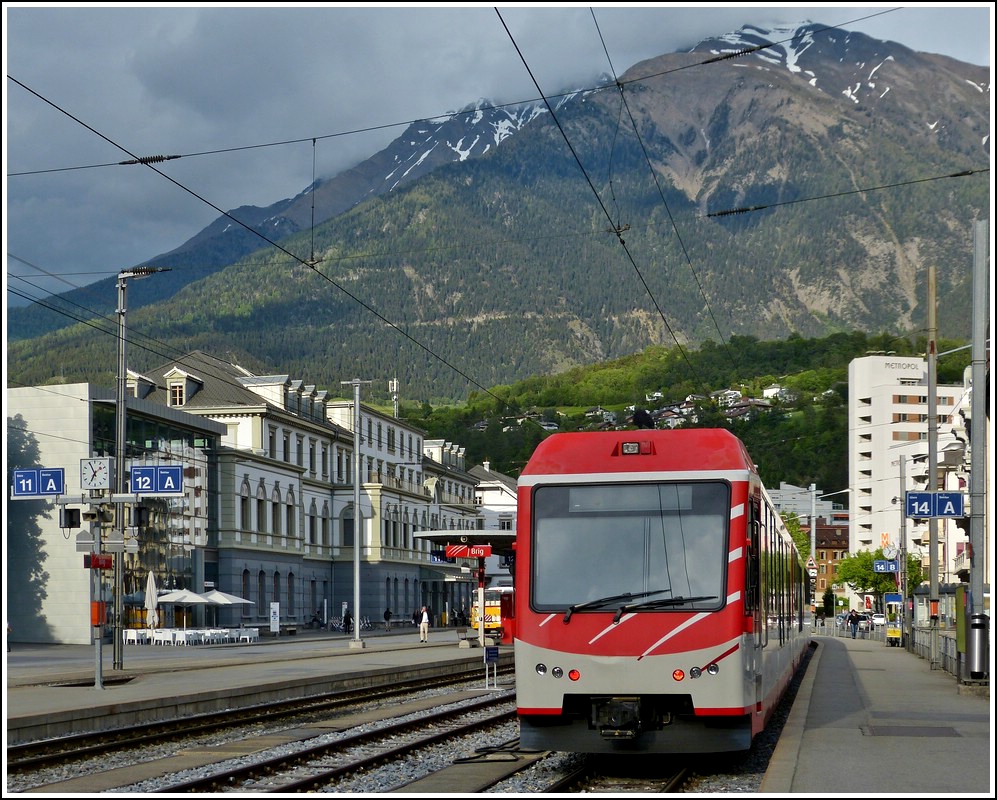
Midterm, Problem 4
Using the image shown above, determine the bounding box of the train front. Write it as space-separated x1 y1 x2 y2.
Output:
514 431 757 754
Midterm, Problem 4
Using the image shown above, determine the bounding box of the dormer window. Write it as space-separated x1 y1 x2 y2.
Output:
163 366 202 407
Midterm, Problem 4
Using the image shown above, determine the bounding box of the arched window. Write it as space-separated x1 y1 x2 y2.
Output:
287 572 296 615
257 570 267 615
240 479 252 532
308 498 318 545
286 488 296 540
242 569 251 614
273 572 281 616
343 506 355 547
271 486 282 536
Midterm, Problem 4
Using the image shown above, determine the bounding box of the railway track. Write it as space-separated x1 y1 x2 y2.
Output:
7 667 513 788
158 695 518 792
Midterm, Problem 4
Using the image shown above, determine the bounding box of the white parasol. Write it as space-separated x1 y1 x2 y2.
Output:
145 571 159 629
201 589 253 606
202 589 252 626
156 588 210 629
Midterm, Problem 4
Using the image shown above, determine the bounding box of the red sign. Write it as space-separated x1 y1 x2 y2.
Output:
86 554 113 569
445 544 492 559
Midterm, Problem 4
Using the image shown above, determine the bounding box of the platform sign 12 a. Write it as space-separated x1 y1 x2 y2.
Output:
130 465 184 495
11 468 65 497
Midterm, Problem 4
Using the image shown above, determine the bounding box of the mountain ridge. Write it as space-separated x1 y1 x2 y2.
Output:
7 22 989 404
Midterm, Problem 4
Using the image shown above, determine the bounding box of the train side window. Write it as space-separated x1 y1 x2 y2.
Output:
746 503 760 612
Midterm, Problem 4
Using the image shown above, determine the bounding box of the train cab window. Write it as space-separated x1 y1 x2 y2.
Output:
530 481 728 611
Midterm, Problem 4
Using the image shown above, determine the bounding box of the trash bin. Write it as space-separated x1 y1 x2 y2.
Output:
966 613 989 679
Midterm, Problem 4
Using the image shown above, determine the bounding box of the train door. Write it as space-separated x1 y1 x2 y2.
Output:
499 590 515 644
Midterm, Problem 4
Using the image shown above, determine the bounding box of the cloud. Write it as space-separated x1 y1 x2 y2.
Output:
5 4 992 304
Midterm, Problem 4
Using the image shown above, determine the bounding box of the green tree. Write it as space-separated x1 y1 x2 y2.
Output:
833 549 924 611
821 587 835 619
781 513 809 559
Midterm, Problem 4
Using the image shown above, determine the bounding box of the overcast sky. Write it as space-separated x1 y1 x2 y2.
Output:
4 4 993 308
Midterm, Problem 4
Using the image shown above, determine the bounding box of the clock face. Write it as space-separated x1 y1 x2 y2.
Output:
81 458 112 489
883 546 898 560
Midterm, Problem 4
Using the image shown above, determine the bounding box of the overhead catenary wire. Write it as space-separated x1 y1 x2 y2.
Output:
495 7 709 399
7 74 512 411
6 8 984 411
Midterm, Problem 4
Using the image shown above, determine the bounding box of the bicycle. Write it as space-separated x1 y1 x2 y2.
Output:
359 616 373 631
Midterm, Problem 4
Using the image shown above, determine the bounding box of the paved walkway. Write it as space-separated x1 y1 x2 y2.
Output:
761 631 992 795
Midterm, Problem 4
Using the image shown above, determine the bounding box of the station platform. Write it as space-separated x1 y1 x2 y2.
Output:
4 626 511 745
5 626 992 795
760 630 992 795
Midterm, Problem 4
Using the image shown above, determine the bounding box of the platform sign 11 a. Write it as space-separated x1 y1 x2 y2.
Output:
11 468 65 497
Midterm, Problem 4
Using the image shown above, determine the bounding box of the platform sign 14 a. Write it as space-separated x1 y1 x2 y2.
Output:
905 491 965 519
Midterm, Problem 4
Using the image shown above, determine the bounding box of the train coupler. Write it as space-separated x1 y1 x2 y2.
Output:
593 696 642 739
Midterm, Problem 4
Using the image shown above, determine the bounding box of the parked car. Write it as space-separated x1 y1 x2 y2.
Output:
835 612 848 628
856 613 872 632
871 613 887 627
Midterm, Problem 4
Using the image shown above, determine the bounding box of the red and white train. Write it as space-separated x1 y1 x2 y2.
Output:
514 428 810 754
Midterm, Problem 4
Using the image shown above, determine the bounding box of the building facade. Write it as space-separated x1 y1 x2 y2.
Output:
6 351 482 645
7 384 225 644
847 354 967 600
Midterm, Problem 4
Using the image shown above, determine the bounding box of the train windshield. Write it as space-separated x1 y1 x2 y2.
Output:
530 481 729 611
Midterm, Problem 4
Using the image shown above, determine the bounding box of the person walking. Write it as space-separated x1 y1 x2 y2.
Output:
847 609 860 639
383 608 392 632
342 609 352 635
419 605 430 643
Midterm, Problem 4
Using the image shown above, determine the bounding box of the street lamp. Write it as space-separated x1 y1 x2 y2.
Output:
808 485 851 560
342 378 371 649
112 267 168 671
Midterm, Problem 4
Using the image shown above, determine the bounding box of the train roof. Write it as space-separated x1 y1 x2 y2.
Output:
520 428 758 476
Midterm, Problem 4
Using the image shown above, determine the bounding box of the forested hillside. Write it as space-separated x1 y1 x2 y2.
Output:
405 330 971 492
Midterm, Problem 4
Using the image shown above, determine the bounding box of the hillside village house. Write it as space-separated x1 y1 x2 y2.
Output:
7 351 481 645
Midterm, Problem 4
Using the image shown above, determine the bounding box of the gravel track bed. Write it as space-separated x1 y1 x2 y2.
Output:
9 646 810 794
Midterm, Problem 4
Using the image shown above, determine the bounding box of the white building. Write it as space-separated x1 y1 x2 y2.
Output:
847 355 965 584
7 384 225 644
6 352 482 644
468 461 518 581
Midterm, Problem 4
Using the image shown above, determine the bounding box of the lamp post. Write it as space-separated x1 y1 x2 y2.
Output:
807 486 851 616
342 378 371 649
112 266 168 671
808 485 851 558
926 264 939 669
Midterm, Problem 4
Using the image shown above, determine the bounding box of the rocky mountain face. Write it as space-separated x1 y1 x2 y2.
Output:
8 22 989 403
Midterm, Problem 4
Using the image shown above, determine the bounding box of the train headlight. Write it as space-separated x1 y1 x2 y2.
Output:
551 666 564 679
707 663 720 675
535 663 547 676
672 669 685 681
568 669 580 681
689 666 703 679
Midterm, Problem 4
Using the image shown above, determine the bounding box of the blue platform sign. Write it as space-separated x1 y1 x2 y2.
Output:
934 492 965 517
905 491 965 518
11 468 65 497
874 560 899 573
130 465 184 495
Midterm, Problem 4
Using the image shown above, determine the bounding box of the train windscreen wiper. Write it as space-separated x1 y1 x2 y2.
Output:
612 595 718 623
563 588 671 624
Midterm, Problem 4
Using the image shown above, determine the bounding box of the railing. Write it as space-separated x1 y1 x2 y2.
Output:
819 619 980 682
